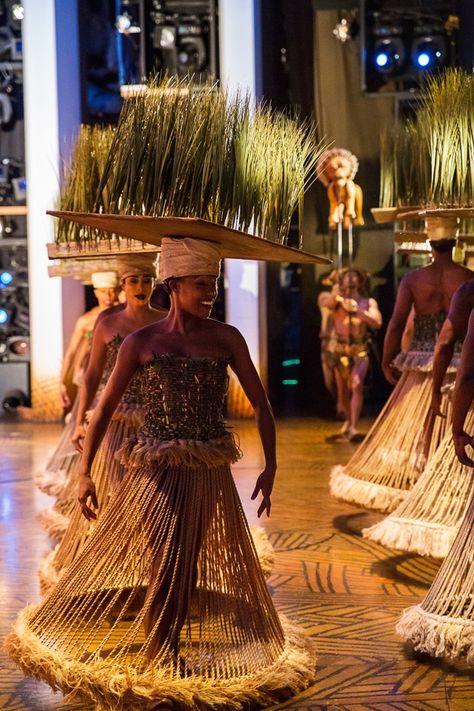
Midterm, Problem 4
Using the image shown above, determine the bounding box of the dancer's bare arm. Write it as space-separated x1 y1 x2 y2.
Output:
355 297 382 330
382 276 413 385
228 327 276 518
59 315 88 407
452 309 474 466
432 284 474 417
78 336 140 519
72 323 108 452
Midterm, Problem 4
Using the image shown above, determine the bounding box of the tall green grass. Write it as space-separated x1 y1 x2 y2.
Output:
380 68 474 210
56 77 329 245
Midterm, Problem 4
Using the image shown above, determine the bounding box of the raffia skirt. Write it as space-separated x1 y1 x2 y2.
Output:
396 485 474 664
34 398 80 496
37 406 139 541
362 406 474 558
329 351 456 513
6 434 314 710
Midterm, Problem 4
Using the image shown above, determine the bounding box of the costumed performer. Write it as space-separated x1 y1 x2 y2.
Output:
395 302 474 663
330 219 472 512
5 226 323 710
34 270 119 495
38 253 166 590
362 277 473 556
320 267 381 441
39 253 275 591
317 270 342 415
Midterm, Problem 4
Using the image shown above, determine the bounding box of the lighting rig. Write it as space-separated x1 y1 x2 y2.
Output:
361 1 459 94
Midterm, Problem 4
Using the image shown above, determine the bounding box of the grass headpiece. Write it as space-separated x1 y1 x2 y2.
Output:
50 77 331 265
379 68 474 210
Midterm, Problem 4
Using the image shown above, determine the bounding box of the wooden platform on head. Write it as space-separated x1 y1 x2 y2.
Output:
1 416 473 710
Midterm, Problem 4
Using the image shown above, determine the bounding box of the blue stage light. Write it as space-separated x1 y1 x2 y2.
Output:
375 52 389 67
0 271 13 287
0 308 9 324
417 52 431 67
373 36 405 75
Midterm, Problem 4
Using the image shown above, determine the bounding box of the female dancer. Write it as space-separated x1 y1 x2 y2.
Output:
34 271 119 495
38 254 166 544
7 235 315 709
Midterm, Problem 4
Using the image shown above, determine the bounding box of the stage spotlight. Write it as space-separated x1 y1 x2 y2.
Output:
0 270 13 286
373 36 405 74
0 307 10 324
11 4 24 22
412 33 446 71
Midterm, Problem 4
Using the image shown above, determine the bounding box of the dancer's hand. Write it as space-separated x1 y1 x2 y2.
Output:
72 422 86 453
78 474 98 520
430 391 446 418
251 467 275 518
453 431 474 467
382 361 399 386
60 383 71 408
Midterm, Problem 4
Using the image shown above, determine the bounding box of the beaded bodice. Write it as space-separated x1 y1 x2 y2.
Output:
102 335 143 406
140 355 230 441
411 312 447 352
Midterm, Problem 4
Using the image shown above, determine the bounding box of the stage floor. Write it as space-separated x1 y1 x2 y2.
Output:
0 415 473 710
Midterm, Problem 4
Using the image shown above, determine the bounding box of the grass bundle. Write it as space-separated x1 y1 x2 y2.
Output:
56 125 115 243
57 76 328 246
379 68 474 210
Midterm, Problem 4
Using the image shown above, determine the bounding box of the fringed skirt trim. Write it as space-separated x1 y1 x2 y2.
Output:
330 355 454 512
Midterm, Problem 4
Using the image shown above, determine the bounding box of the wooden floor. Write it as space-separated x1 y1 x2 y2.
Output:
1 415 473 710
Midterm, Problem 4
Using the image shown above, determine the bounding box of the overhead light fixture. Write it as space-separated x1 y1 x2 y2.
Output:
116 12 140 34
333 18 351 43
411 25 446 71
11 4 24 22
0 270 13 287
333 11 359 44
373 35 405 74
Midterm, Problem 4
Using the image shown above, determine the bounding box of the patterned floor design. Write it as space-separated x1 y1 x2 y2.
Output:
0 417 473 710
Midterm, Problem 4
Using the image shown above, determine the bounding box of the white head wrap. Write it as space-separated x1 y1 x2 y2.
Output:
158 237 222 281
116 253 157 280
91 271 118 288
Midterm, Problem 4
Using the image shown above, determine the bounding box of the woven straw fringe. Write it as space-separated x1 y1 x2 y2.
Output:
248 526 275 580
396 605 474 664
362 407 474 556
394 487 474 664
112 404 145 428
393 350 460 373
38 507 70 541
330 361 453 512
329 466 407 513
363 516 457 558
116 432 243 470
5 609 315 711
34 399 80 495
34 467 70 498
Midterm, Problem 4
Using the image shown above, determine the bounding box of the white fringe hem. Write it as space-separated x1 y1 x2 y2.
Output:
396 605 474 664
329 466 408 513
362 517 458 559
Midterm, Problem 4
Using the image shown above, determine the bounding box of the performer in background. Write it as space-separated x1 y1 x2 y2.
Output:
59 271 119 410
330 227 473 512
395 300 474 664
363 279 474 558
320 267 381 440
